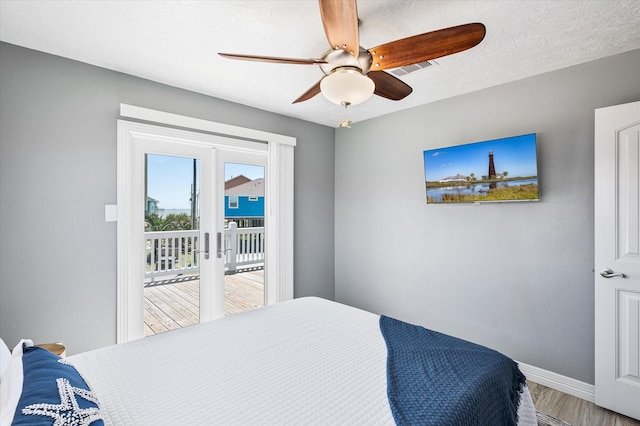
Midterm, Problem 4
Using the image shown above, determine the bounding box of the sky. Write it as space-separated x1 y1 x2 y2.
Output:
147 155 264 209
423 133 538 182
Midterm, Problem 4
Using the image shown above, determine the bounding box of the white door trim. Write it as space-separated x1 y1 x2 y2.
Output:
120 104 296 146
116 108 295 343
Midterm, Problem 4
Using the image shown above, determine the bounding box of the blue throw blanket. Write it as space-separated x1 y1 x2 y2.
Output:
380 316 526 426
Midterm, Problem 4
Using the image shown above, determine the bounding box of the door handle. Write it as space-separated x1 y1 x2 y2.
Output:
600 268 625 278
216 232 231 258
203 232 210 260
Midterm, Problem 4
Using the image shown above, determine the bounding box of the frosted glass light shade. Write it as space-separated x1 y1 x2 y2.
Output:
320 68 375 106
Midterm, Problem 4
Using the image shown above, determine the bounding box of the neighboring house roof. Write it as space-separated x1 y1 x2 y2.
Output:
225 178 265 196
440 174 467 182
147 196 159 203
225 175 251 190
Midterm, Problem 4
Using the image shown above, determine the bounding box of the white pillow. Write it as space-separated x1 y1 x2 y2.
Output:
0 339 31 425
0 338 11 380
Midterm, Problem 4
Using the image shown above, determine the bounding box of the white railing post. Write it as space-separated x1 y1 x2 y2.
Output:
228 222 238 272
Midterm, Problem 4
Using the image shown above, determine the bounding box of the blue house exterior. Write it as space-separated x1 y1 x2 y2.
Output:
146 196 159 215
224 178 264 224
225 194 264 218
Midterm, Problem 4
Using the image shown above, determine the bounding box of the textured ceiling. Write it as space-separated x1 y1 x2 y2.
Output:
1 0 639 128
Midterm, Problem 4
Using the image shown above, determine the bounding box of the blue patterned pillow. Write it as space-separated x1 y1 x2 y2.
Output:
1 341 103 425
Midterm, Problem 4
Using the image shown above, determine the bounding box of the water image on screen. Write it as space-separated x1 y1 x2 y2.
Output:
423 133 539 204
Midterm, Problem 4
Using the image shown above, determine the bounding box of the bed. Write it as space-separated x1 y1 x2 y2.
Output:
1 297 537 425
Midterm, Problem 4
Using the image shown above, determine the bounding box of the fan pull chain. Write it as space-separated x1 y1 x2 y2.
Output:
338 102 353 128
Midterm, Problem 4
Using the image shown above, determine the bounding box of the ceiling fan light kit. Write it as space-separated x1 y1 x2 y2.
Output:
219 0 486 126
320 67 374 105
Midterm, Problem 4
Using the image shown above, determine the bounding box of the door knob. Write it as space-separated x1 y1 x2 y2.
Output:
600 268 625 278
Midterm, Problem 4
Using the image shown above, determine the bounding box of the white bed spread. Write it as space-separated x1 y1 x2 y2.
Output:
68 297 536 425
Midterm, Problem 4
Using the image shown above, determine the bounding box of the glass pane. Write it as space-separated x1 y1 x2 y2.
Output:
143 154 200 336
224 162 265 315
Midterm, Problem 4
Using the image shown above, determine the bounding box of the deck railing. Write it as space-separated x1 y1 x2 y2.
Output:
223 222 265 272
145 223 264 281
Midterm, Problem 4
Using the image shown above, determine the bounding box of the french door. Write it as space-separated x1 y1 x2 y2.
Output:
143 150 267 336
143 146 218 335
117 120 272 342
218 151 267 315
141 137 222 334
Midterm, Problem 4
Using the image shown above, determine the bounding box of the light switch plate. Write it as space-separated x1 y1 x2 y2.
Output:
105 204 117 222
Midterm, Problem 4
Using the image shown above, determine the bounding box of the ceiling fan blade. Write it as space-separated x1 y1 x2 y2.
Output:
368 23 486 71
292 78 324 103
218 53 326 65
318 0 359 56
368 71 413 101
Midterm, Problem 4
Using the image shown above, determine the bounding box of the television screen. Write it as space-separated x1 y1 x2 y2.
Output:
423 133 539 204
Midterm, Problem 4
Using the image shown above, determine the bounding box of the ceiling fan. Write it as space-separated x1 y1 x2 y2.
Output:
219 0 485 115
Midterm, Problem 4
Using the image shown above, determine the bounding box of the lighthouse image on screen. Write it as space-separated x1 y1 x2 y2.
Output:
423 133 539 204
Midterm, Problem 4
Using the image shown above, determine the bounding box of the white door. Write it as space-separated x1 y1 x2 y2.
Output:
136 137 223 330
144 150 218 333
218 151 267 314
594 100 640 420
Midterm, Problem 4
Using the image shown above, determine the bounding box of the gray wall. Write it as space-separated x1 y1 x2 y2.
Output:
0 42 335 354
335 49 640 385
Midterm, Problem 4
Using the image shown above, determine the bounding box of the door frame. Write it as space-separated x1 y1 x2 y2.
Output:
116 105 295 343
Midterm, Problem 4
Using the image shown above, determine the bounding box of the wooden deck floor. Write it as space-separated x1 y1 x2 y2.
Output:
143 269 264 336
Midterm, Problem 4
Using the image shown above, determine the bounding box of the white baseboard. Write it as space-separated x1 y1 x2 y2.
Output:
517 361 595 403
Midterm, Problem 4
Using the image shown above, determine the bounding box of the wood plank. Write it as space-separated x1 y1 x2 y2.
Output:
144 269 264 335
145 286 199 326
527 381 640 426
225 269 264 313
145 296 184 330
143 322 154 336
162 283 199 315
144 299 174 335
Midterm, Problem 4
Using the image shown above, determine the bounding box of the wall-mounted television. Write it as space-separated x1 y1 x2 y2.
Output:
423 133 539 204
